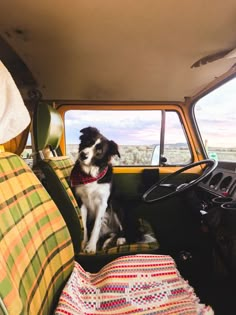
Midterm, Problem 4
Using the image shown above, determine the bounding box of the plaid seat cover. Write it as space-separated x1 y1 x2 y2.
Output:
0 152 74 315
38 156 84 253
55 254 214 315
45 157 82 219
43 157 159 255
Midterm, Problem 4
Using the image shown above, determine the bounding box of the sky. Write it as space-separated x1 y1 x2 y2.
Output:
195 77 236 147
65 110 187 146
65 110 162 145
65 77 236 148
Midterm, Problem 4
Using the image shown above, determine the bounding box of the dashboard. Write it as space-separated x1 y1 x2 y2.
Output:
199 166 236 199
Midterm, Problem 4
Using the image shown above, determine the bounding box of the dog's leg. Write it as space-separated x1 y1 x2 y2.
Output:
80 204 88 250
84 185 111 253
102 233 117 250
116 237 126 246
113 211 126 246
84 205 107 253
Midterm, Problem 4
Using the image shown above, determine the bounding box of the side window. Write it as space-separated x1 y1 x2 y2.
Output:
194 77 236 162
164 111 192 165
64 109 191 166
21 132 33 168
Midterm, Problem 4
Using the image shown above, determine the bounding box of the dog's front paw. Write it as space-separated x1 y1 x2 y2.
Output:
84 242 96 254
81 240 87 251
116 237 126 246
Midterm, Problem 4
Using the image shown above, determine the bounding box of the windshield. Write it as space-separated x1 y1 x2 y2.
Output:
194 77 236 162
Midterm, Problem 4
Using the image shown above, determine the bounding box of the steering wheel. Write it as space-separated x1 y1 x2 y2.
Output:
143 159 218 203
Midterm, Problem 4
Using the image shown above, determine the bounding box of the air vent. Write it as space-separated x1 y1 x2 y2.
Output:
209 172 223 189
219 176 232 192
229 180 236 196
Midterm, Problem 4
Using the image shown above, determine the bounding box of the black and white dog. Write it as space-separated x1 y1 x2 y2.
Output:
70 127 126 253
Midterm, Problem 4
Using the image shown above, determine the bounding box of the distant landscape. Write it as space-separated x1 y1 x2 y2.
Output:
66 144 155 165
207 147 236 162
66 144 236 165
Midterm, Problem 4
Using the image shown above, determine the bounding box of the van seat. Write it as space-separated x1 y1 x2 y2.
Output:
32 103 160 272
0 152 74 315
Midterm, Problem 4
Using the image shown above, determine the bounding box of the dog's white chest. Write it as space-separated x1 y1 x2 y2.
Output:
75 182 111 217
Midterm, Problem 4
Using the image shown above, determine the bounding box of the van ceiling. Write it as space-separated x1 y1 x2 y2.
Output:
0 0 236 102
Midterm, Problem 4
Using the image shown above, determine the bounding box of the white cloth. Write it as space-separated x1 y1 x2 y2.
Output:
0 60 30 143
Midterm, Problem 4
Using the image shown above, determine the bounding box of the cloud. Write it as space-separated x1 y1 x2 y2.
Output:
65 110 162 144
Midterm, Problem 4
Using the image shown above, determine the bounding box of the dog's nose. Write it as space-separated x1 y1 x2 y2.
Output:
79 151 87 161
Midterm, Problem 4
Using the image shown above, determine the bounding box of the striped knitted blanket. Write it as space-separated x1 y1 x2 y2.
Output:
55 254 214 315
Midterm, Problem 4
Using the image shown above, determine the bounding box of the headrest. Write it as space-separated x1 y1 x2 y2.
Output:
33 103 63 151
0 60 30 143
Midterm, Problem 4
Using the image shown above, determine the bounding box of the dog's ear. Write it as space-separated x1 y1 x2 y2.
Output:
80 126 100 135
80 127 100 142
109 140 121 158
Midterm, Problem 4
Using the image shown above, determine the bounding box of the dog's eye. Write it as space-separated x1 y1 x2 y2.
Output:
95 144 103 155
96 148 103 155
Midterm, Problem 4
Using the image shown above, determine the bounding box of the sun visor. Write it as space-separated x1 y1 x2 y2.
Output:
0 60 30 144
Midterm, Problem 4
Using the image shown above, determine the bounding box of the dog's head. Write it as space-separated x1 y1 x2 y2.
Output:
78 127 120 167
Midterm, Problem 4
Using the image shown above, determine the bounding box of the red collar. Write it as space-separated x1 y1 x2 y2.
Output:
70 164 108 186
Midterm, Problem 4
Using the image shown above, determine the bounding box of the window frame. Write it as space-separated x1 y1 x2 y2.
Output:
57 103 195 172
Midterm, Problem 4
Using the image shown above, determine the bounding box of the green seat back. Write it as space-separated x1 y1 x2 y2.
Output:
34 103 63 151
0 152 74 315
33 103 84 253
38 156 84 253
